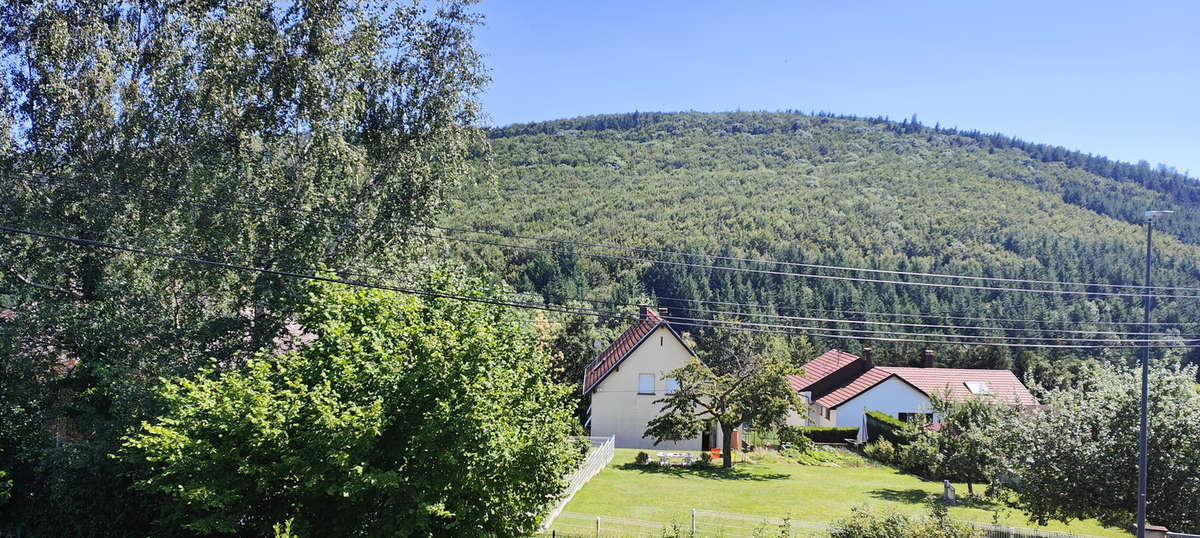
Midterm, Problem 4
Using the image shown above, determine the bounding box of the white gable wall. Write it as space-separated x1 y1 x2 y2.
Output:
589 326 702 450
833 376 931 428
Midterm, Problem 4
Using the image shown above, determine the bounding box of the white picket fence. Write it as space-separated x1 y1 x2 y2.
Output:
542 435 615 530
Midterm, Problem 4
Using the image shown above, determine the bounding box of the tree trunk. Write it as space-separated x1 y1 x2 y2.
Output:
967 481 973 496
721 421 734 468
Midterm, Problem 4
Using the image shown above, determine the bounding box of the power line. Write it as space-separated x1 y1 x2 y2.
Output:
11 171 1200 299
655 312 1193 344
14 212 1178 339
640 294 1192 327
1 224 1193 349
7 172 1199 336
435 232 1200 300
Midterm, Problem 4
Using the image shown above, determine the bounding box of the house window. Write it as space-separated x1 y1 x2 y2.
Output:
638 374 655 394
898 413 934 424
664 377 679 394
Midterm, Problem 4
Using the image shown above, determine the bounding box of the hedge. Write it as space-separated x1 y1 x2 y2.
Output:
865 410 908 444
800 426 859 443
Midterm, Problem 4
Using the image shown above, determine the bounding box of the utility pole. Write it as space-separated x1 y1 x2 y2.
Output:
1138 210 1171 538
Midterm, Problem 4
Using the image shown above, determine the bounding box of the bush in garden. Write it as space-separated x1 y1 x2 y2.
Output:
864 439 897 464
635 451 650 466
898 431 940 477
777 425 815 454
828 499 980 538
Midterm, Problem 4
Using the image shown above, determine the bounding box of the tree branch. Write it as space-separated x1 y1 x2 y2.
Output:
3 264 82 298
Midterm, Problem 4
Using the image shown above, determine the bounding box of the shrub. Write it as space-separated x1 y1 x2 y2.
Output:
776 425 815 454
898 431 940 477
864 439 897 464
635 451 650 466
800 426 858 443
866 411 909 445
828 500 979 538
828 504 912 538
699 452 713 466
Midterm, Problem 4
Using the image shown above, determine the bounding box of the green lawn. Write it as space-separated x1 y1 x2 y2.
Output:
547 449 1129 537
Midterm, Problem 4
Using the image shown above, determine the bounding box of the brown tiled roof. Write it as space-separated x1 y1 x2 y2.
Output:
786 349 860 392
583 307 667 395
878 367 1039 406
811 365 1038 409
813 368 895 408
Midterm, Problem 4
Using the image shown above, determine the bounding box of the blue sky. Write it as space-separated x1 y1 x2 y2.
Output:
476 1 1199 176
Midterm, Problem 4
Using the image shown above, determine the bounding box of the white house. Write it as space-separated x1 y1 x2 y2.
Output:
583 307 717 450
787 348 1038 428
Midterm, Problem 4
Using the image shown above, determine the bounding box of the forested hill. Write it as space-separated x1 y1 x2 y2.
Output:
443 111 1200 385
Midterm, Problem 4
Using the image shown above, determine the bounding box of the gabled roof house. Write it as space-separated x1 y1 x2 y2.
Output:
583 307 719 450
787 348 1037 428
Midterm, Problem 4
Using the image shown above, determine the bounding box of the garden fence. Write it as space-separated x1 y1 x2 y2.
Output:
970 521 1094 538
541 436 615 531
542 510 1113 538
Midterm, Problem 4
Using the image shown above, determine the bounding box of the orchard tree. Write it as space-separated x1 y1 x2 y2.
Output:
927 394 1014 496
645 328 802 468
990 362 1200 532
0 1 487 532
122 276 580 536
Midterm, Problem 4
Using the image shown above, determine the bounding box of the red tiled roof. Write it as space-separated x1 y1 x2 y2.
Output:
878 367 1039 407
786 349 860 392
813 368 895 408
810 365 1038 409
583 308 665 395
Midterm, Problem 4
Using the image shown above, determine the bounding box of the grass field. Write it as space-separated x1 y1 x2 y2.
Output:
545 449 1130 537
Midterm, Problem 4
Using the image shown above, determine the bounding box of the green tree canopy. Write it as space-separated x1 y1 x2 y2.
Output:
121 276 580 536
0 2 488 532
645 329 802 467
990 362 1200 532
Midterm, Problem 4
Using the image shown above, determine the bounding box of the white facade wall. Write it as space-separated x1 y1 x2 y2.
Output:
589 326 702 450
832 376 931 428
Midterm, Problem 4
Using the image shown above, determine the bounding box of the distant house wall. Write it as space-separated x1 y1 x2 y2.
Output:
833 376 931 428
589 326 701 450
785 395 818 427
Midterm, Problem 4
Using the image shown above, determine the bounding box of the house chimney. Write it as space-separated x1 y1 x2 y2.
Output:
923 349 934 368
862 347 872 369
639 304 649 319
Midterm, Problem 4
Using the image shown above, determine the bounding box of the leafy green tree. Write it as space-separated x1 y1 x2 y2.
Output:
121 276 579 536
0 1 487 532
990 362 1200 532
645 330 802 468
927 394 1014 496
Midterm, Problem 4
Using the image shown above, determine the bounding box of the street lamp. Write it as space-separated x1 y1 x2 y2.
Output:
1137 209 1172 538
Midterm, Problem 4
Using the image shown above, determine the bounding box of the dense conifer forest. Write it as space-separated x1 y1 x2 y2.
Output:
443 111 1200 391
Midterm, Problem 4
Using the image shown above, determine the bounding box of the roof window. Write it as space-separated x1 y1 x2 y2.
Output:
964 381 992 395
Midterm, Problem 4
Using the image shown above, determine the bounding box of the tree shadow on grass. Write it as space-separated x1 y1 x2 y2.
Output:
868 488 1000 510
869 488 932 504
619 463 788 481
